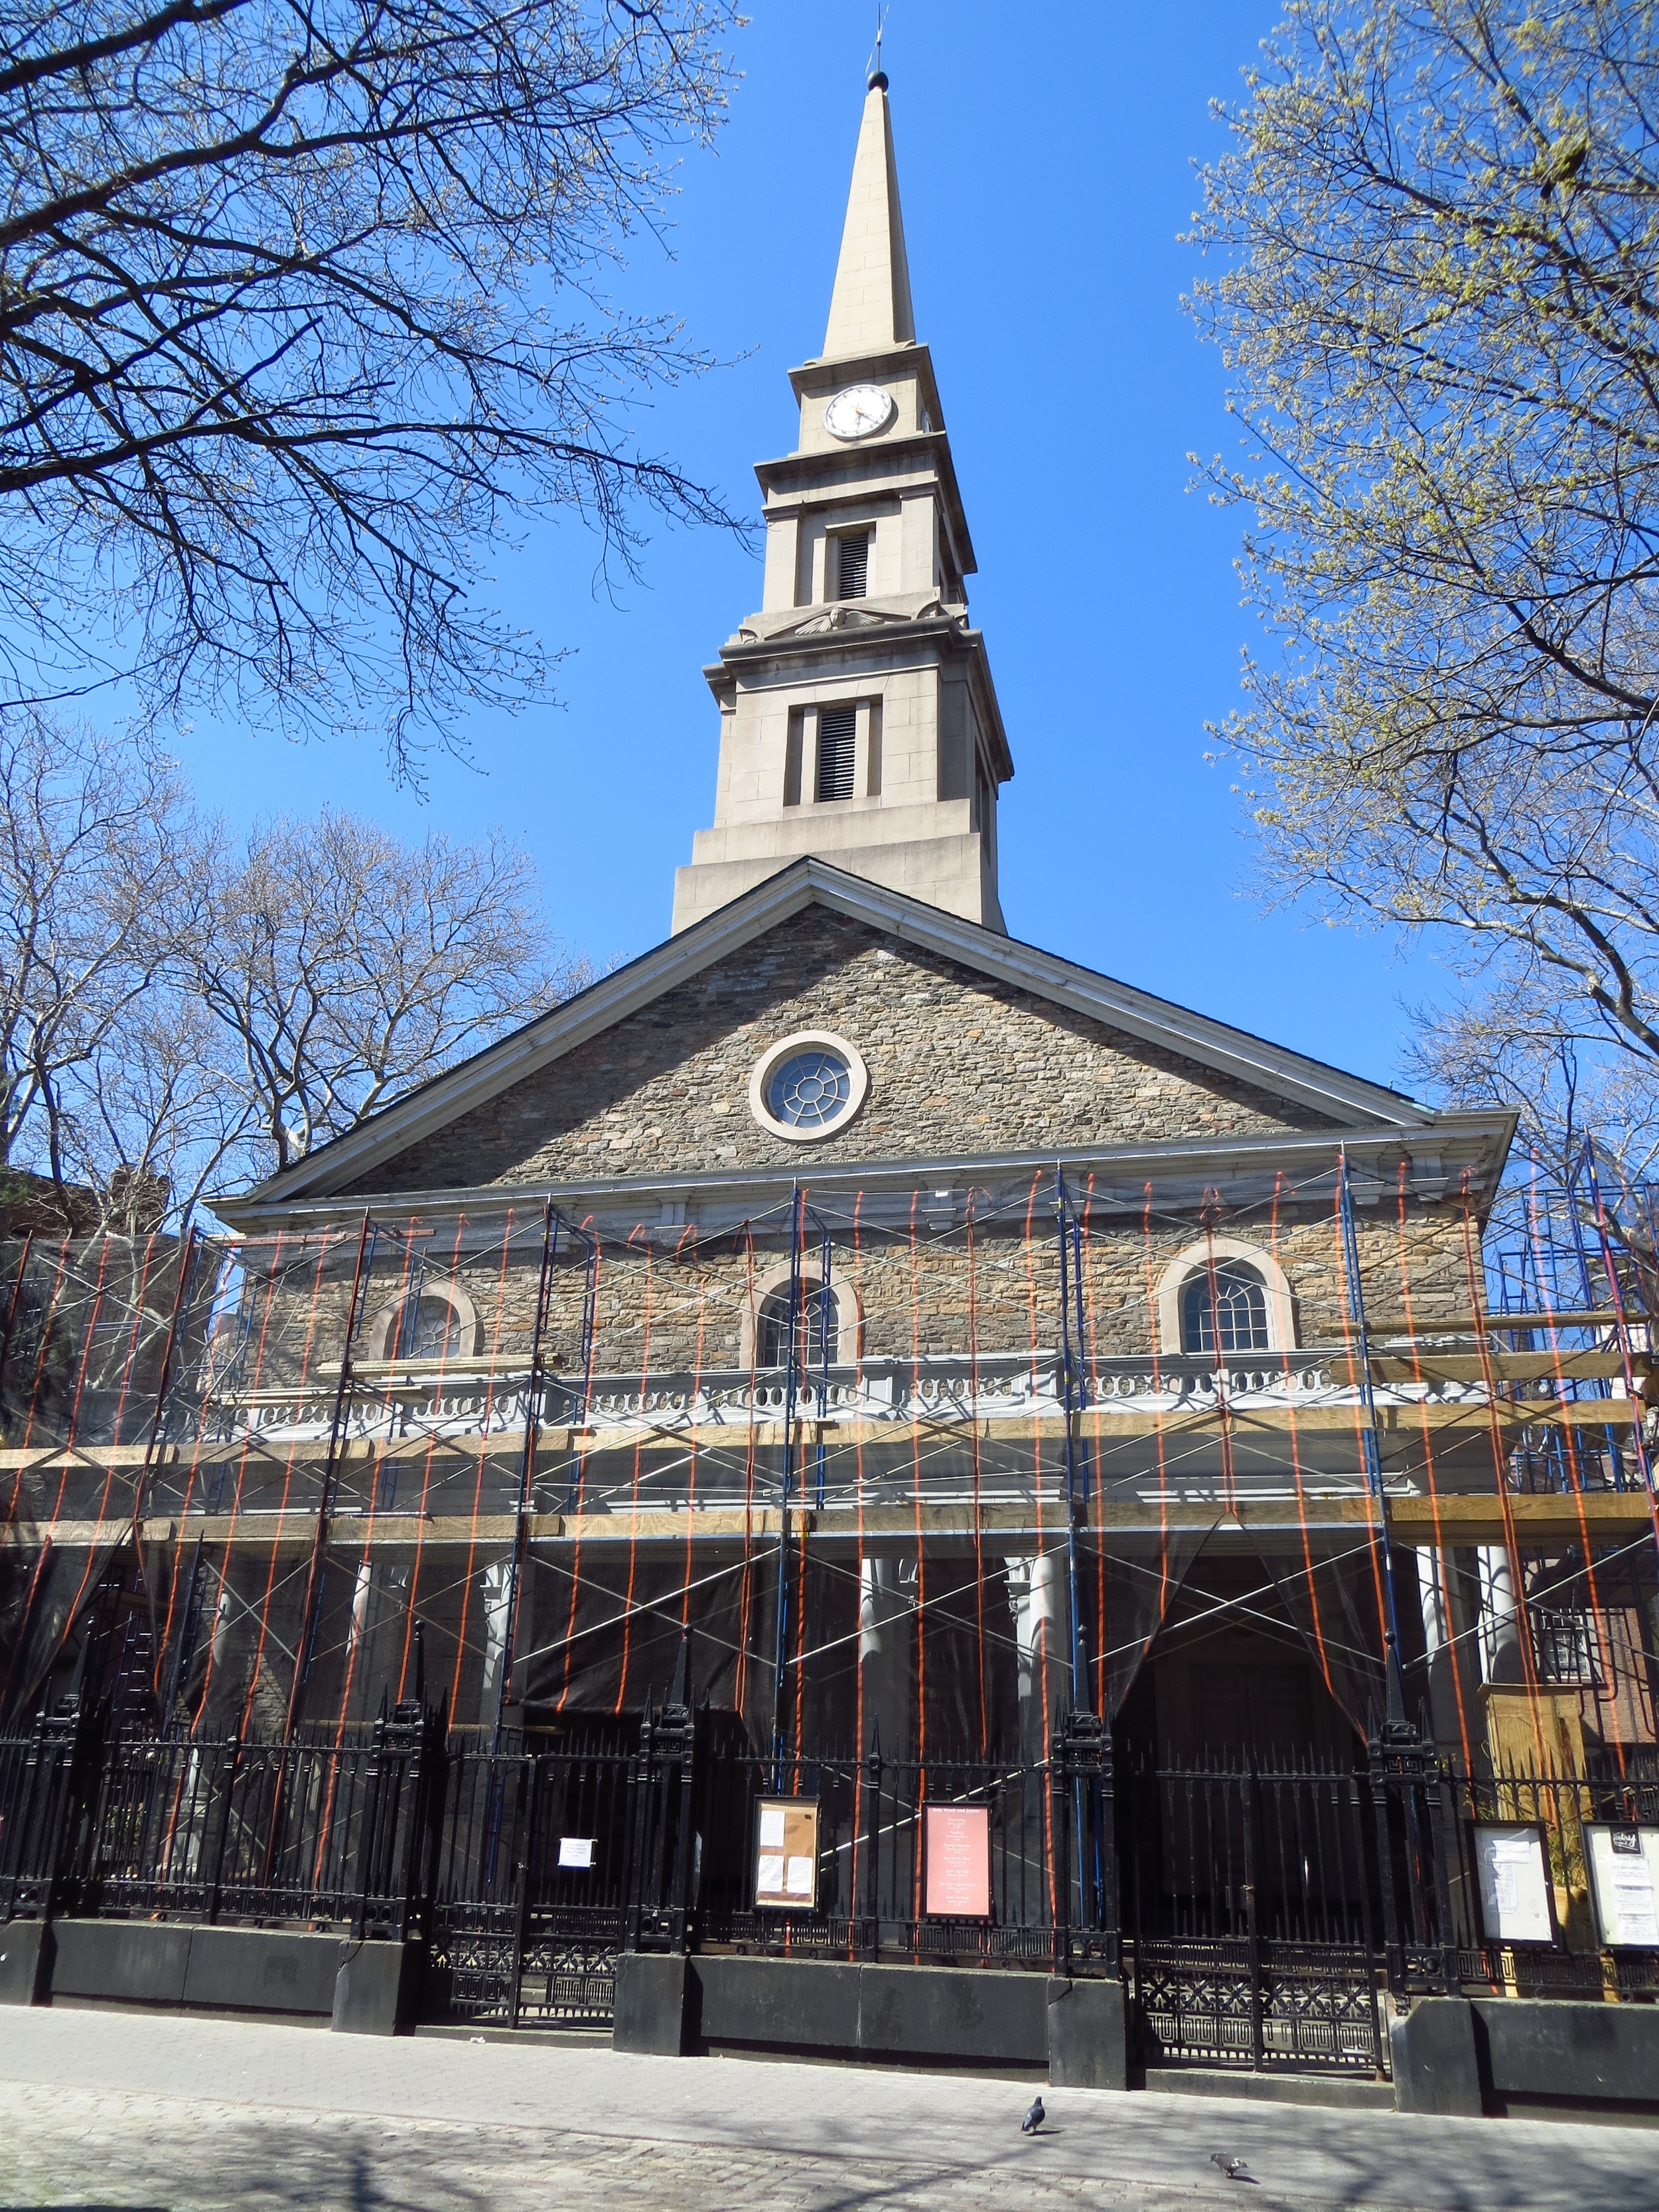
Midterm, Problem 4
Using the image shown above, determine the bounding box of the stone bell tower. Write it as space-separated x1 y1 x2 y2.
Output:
670 70 1014 934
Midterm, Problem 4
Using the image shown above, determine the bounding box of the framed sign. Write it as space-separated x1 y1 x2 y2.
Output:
1587 1824 1659 1949
557 1836 595 1870
924 1804 991 1919
754 1797 820 1911
1473 1822 1555 1946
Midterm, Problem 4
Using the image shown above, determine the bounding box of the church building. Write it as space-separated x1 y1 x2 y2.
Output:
3 69 1656 2089
211 68 1542 1780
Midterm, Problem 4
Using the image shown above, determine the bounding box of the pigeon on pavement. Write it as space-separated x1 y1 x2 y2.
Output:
1210 2154 1254 2182
1022 2097 1046 2134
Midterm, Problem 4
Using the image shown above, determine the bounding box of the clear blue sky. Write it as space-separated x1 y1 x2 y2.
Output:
162 3 1450 1094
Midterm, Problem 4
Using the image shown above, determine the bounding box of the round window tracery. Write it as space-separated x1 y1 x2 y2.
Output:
399 1293 463 1361
748 1029 869 1144
768 1047 852 1131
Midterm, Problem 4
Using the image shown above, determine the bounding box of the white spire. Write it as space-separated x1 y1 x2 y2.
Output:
822 73 916 358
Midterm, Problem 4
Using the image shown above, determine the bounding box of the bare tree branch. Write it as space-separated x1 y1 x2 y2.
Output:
1 717 592 1223
0 0 747 777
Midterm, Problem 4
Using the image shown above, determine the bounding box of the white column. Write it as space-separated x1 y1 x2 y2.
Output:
1011 1549 1072 1762
480 1558 513 1720
1477 1545 1526 1685
1415 1546 1461 1745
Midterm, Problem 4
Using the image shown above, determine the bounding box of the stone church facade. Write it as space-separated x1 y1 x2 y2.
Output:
201 76 1592 1781
4 69 1658 2096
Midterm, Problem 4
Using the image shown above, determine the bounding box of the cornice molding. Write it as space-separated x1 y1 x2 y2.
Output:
753 430 975 579
707 615 1013 781
216 1112 1518 1236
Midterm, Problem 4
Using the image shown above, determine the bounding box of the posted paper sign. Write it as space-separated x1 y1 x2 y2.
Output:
754 1797 820 1911
1587 1825 1659 1949
1474 1824 1555 1945
557 1836 595 1870
924 1804 992 1919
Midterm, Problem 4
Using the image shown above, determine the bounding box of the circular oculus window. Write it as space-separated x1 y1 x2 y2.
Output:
749 1031 869 1143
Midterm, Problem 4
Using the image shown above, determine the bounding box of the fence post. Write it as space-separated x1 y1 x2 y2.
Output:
1368 1710 1457 2000
39 1692 102 1923
1366 1718 1404 1993
401 1691 448 1945
628 1644 697 1955
1097 1720 1121 1975
1429 1749 1463 1997
1242 1757 1264 2073
665 1688 697 1957
204 1733 242 1926
1051 1706 1106 1978
1050 1732 1070 1979
865 1729 882 1962
2 1694 100 1925
507 1754 536 2032
355 1675 446 1944
623 1707 655 1954
355 1706 391 1943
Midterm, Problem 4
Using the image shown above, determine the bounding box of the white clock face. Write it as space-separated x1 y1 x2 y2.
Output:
824 384 896 441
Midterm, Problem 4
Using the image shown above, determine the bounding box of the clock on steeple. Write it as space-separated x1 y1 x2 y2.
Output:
824 384 897 441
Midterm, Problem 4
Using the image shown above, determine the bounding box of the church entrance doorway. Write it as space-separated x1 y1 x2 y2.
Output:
1114 1550 1388 2079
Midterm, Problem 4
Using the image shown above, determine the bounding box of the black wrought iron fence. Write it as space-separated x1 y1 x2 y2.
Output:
425 1730 644 2028
1119 1745 1386 2075
1444 1756 1659 2002
42 1697 447 1936
692 1731 1114 1971
9 1685 1659 2069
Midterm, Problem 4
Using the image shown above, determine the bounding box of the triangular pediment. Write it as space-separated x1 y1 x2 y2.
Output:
228 859 1458 1217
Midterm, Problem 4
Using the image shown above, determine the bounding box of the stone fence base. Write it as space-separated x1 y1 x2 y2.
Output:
1392 1996 1659 2120
0 1919 418 2035
614 1953 1129 2089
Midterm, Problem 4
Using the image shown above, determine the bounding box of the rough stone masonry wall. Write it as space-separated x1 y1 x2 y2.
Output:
344 909 1334 1195
553 1199 1477 1371
224 1196 1477 1391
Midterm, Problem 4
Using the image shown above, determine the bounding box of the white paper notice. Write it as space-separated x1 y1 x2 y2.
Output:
557 1836 595 1870
785 1854 815 1897
758 1806 786 1849
1613 1866 1659 1944
1475 1825 1553 1945
757 1852 785 1895
1588 1826 1659 1947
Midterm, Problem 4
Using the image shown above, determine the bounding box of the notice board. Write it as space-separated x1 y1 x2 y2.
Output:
1473 1822 1555 1945
1587 1824 1659 1948
924 1803 991 1919
755 1797 820 1911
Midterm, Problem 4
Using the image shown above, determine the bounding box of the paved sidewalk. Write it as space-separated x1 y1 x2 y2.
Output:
0 2010 1654 2212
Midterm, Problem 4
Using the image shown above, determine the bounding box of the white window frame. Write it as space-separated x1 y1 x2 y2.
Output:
1154 1236 1297 1357
368 1279 482 1362
741 1262 863 1371
748 1029 869 1145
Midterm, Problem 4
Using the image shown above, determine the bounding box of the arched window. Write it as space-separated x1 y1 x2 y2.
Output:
396 1293 464 1362
1181 1262 1270 1355
756 1284 839 1370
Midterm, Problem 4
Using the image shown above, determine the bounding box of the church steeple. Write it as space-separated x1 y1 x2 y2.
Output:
671 74 1013 937
824 73 916 358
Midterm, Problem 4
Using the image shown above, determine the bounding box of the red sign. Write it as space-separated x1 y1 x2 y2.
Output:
924 1804 991 1919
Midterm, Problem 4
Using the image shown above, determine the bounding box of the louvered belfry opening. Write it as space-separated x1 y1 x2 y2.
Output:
833 529 870 600
815 703 857 800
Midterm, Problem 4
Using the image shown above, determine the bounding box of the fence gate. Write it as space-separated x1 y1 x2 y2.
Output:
425 1693 697 2031
1123 1753 1387 2076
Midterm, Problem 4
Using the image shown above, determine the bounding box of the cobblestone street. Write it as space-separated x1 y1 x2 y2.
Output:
0 2012 1655 2212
